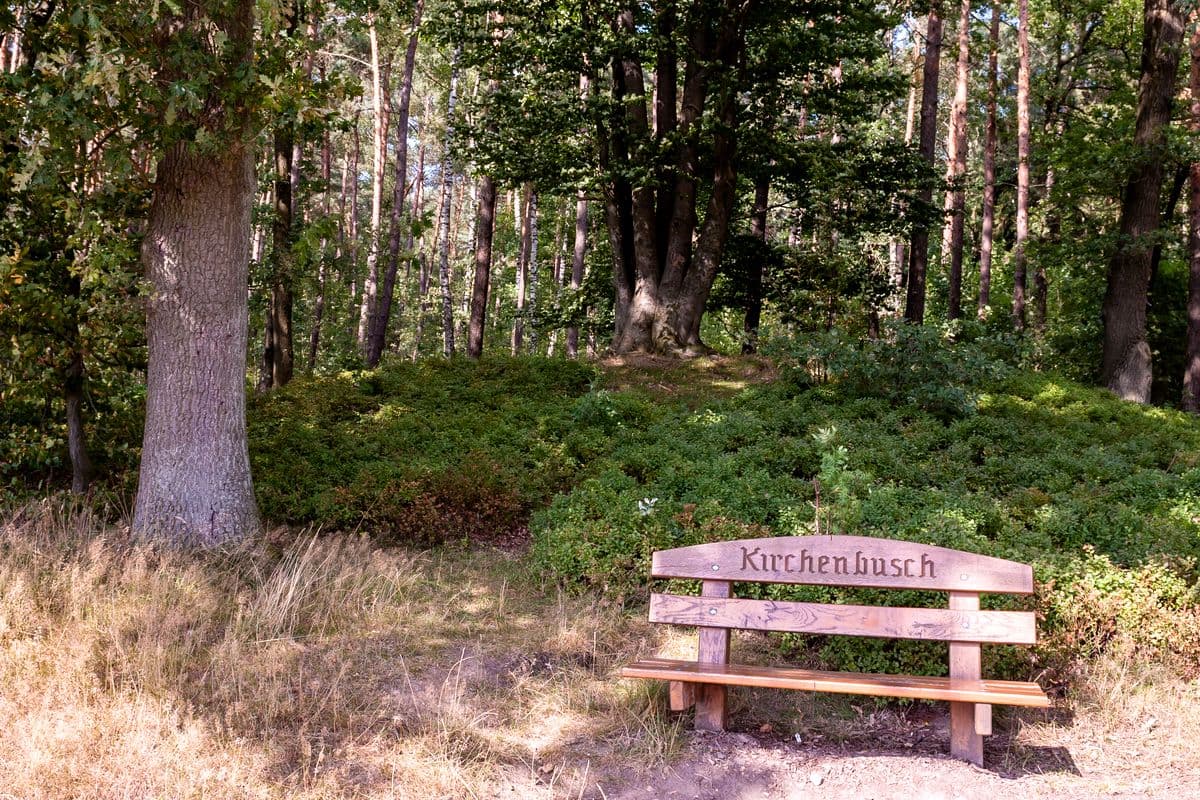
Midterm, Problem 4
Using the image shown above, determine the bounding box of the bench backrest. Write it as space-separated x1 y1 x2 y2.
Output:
649 535 1035 646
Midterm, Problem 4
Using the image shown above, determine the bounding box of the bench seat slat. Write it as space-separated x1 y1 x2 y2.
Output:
650 593 1037 645
620 657 1051 708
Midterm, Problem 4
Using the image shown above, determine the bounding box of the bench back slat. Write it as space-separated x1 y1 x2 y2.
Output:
649 593 1037 645
651 535 1034 594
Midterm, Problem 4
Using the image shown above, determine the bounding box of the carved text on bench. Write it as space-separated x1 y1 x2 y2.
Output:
739 545 937 579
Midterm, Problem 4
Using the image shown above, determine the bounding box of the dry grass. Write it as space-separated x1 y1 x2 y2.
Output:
0 499 673 799
2 499 1198 799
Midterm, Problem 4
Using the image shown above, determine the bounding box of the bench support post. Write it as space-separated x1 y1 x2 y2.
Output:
949 591 984 766
668 681 695 711
694 580 731 731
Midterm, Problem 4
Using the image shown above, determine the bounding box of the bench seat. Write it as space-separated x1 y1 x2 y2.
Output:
621 656 1051 707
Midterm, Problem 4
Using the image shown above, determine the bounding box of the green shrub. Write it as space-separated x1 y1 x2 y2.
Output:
530 341 1200 680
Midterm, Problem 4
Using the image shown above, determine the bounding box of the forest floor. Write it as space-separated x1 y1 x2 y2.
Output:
1 505 1194 800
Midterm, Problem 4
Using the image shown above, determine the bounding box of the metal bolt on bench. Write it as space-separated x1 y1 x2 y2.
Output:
620 535 1051 767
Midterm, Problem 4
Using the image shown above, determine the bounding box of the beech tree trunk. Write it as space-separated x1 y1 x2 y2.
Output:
1101 0 1185 402
941 0 970 321
134 142 258 543
979 3 999 318
1014 0 1032 331
601 0 748 354
1184 22 1200 412
368 0 424 367
904 3 942 325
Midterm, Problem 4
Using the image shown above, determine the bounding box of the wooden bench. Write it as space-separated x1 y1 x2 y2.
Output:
620 535 1050 766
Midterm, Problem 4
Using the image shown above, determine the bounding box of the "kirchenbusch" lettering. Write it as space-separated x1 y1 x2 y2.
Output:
739 546 936 579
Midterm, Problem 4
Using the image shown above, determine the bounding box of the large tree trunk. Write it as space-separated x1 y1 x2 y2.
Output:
134 142 259 544
979 3 999 318
1185 22 1200 412
368 0 424 367
1013 0 1032 331
64 274 92 495
604 0 746 354
904 3 942 325
133 0 259 545
1101 0 1185 402
941 0 970 321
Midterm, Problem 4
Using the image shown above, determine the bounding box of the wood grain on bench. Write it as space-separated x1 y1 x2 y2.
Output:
623 535 1050 767
650 593 1037 644
620 657 1052 707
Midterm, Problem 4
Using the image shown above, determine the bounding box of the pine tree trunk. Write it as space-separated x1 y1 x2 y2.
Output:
468 173 498 358
1101 0 1185 402
1184 22 1200 412
904 3 943 325
438 49 460 358
268 124 295 387
979 3 999 318
347 112 362 331
1013 0 1032 331
309 125 332 372
743 174 769 354
357 16 391 352
941 0 970 321
369 0 424 367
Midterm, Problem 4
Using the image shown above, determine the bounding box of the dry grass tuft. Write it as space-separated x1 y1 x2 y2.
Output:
0 499 666 798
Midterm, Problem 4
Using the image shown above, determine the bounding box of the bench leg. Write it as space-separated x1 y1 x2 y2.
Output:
950 702 984 766
669 681 695 711
694 579 731 731
949 591 985 767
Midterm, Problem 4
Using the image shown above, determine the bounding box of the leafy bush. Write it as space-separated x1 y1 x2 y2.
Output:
530 341 1200 680
249 356 596 544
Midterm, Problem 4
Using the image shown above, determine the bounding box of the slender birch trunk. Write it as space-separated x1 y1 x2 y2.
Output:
1013 0 1032 331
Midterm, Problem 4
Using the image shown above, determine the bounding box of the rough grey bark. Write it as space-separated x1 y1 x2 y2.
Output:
1101 0 1185 402
134 142 259 545
904 3 942 325
309 125 331 371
